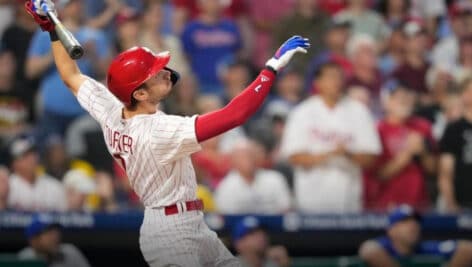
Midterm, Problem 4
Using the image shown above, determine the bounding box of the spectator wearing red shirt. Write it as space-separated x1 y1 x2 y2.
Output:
365 84 435 211
392 21 430 97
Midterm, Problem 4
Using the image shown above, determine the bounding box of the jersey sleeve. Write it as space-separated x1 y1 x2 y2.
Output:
150 114 202 164
76 77 121 125
349 102 382 154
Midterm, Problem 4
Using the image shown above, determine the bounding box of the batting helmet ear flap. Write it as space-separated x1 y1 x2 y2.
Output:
164 67 180 86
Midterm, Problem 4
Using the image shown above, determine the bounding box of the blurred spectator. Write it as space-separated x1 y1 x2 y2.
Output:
43 135 70 180
346 34 384 113
365 85 434 211
391 21 430 98
305 17 353 91
378 24 406 76
1 2 37 92
222 60 253 103
192 134 231 189
163 75 199 116
274 0 329 73
432 90 463 140
335 0 390 42
247 0 294 68
114 9 140 52
85 0 142 39
19 214 91 267
232 217 278 267
359 204 472 267
280 62 381 213
63 169 95 212
0 165 8 210
181 0 242 95
171 0 249 34
215 140 291 214
94 171 118 212
455 36 472 81
0 50 29 145
26 0 110 145
267 245 291 267
0 0 14 37
139 0 190 75
409 0 446 36
377 0 411 28
432 2 472 72
7 136 66 211
318 0 347 15
439 77 472 213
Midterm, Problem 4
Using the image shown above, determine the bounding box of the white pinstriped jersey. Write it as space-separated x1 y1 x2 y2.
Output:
77 78 201 207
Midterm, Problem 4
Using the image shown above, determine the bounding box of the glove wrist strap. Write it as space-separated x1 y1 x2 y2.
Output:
49 31 59 41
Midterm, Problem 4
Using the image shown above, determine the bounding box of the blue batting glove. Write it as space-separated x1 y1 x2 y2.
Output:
266 36 310 72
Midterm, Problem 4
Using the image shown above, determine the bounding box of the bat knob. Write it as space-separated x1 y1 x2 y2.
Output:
69 46 84 60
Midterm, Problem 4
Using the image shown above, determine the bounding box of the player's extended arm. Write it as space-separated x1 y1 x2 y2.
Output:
195 36 310 142
25 0 87 95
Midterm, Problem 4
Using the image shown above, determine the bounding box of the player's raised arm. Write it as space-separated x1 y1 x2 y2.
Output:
25 0 87 96
195 36 310 142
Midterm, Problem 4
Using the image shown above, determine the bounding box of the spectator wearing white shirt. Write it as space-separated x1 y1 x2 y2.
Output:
7 136 66 211
280 62 381 213
215 139 292 214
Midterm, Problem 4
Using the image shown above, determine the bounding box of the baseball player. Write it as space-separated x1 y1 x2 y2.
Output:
25 1 310 266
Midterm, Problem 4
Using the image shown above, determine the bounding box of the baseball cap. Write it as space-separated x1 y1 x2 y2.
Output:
63 169 96 194
8 136 36 161
232 217 264 243
25 214 61 240
403 20 427 37
116 9 140 26
448 2 472 19
388 204 422 228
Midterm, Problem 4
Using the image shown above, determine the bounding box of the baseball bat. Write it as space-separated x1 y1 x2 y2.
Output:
43 6 84 60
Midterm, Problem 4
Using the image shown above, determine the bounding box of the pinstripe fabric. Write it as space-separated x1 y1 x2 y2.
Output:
77 78 241 266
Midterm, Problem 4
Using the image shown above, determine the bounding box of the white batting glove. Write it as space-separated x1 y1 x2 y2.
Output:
31 0 56 17
265 36 310 72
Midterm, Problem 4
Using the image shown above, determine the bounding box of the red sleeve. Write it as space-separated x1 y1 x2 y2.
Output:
195 68 276 142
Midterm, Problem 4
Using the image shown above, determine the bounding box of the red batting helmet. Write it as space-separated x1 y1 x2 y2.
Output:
107 47 179 106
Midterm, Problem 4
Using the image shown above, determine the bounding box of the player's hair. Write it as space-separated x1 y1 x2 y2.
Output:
313 61 342 80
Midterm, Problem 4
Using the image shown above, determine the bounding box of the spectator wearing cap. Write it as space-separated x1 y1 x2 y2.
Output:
439 77 472 213
26 0 111 146
345 34 384 115
181 0 242 95
215 139 291 214
359 204 472 267
305 17 353 92
378 23 406 76
0 49 30 146
273 0 330 73
114 9 140 52
364 84 434 211
7 136 66 211
432 2 472 73
18 214 90 267
391 20 430 98
334 0 390 42
63 169 95 212
232 217 278 267
0 165 9 210
280 62 381 213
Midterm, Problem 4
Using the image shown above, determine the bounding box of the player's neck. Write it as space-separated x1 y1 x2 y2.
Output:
123 104 158 118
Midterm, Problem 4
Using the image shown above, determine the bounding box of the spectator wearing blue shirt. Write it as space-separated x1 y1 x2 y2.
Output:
181 0 242 96
25 0 110 144
359 204 472 267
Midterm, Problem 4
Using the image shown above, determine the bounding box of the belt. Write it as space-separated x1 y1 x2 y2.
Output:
156 199 204 216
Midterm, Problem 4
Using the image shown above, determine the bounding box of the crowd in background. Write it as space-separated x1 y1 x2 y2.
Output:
0 0 471 216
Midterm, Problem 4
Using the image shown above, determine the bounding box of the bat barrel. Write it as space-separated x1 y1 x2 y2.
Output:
46 10 84 60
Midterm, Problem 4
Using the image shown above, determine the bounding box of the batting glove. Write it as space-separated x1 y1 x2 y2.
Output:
266 36 310 72
24 0 56 32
